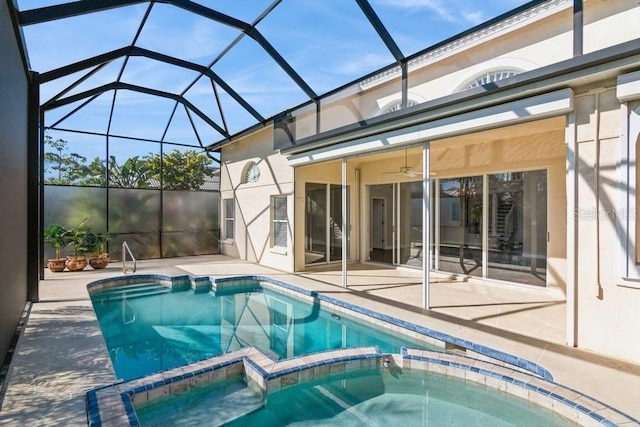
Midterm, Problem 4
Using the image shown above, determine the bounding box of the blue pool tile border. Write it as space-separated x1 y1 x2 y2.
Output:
85 389 100 426
86 347 382 426
120 394 140 427
402 347 640 426
218 275 555 381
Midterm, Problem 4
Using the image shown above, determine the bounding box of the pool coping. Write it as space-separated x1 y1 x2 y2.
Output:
86 274 640 426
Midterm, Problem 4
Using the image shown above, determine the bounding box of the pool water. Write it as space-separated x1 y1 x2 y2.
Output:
135 369 577 426
91 281 436 381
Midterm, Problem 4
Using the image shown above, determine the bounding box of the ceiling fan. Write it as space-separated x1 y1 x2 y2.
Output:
382 149 423 177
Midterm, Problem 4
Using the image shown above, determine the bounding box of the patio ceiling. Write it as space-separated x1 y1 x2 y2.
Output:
13 0 534 157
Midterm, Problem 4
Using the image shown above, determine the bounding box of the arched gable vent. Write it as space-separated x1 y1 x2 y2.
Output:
462 69 522 91
242 161 261 184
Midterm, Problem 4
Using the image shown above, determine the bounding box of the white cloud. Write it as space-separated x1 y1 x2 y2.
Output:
462 10 486 26
325 53 393 76
375 0 457 22
373 0 516 26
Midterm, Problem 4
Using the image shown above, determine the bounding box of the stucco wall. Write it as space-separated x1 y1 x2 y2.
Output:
583 0 640 54
219 125 294 272
573 85 640 363
0 3 29 363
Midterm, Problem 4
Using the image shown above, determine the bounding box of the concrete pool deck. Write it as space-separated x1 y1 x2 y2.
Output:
1 255 639 425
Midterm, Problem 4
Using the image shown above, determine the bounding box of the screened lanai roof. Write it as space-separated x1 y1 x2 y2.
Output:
14 0 534 159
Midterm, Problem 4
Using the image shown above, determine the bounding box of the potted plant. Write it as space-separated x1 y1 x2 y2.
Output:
44 223 69 272
85 230 114 270
65 220 89 272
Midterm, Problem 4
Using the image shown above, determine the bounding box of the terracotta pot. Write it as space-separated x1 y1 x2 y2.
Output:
47 258 66 272
89 254 110 270
66 256 87 272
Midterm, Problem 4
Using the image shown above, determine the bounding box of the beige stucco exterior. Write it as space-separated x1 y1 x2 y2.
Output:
219 126 294 273
219 2 640 365
571 85 640 363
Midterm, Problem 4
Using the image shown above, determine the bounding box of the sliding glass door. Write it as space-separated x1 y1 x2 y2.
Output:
305 183 349 265
398 181 424 267
438 176 484 277
369 170 547 286
487 171 547 285
436 170 547 286
369 182 424 268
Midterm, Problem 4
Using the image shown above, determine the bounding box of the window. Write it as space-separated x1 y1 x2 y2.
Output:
243 161 261 184
462 69 521 91
272 195 288 248
224 198 234 240
382 99 418 114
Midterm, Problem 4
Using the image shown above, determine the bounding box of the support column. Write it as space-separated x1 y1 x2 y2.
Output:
422 141 431 309
573 0 583 57
355 168 360 262
28 71 40 300
482 175 489 278
566 112 578 347
342 157 348 288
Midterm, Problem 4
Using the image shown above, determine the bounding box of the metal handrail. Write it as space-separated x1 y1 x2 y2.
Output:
122 241 137 274
121 295 136 325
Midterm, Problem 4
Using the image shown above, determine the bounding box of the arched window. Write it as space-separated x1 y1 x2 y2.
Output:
242 161 260 184
382 99 419 114
463 69 521 90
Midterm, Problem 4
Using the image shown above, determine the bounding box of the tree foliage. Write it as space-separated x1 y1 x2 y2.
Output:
108 156 154 189
44 135 89 185
44 135 107 186
43 136 216 191
146 149 215 190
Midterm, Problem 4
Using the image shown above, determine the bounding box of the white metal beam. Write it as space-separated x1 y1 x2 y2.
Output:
423 141 431 309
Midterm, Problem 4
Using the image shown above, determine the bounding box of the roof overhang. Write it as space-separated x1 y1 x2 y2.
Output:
286 88 573 166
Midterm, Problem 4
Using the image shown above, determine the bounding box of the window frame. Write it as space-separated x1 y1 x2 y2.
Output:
224 198 234 241
271 195 288 249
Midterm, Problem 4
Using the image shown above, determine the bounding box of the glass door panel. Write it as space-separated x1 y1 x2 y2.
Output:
368 184 394 264
305 183 327 264
398 181 423 267
329 184 348 262
305 183 349 265
487 170 547 286
438 176 483 277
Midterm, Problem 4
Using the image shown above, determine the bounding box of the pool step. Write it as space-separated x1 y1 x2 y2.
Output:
93 283 170 301
209 386 264 426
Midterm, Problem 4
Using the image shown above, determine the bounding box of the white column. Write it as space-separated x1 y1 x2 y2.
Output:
342 157 348 288
482 175 489 278
565 112 578 347
355 168 361 262
423 141 431 309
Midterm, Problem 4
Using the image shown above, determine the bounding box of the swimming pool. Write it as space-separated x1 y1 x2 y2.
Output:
89 276 440 381
85 275 640 426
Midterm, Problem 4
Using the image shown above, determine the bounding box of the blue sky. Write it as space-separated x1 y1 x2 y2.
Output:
18 0 531 161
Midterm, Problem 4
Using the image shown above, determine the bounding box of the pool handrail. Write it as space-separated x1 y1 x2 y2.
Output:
122 241 137 274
